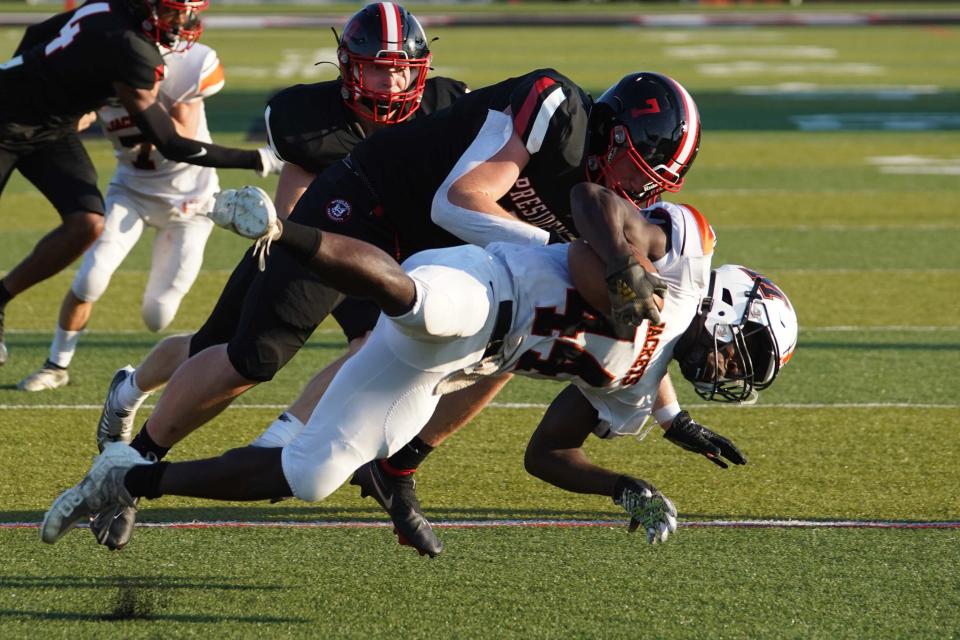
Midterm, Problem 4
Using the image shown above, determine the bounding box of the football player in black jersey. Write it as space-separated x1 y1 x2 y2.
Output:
93 63 702 556
89 2 468 550
0 0 281 366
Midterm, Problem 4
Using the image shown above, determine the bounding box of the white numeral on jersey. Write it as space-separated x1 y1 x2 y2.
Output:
0 55 23 70
44 2 111 56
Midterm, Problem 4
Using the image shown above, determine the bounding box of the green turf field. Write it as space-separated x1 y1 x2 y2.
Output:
1 13 959 639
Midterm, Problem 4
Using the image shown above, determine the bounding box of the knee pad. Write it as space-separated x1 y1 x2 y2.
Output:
71 261 112 303
226 335 285 382
141 295 181 333
392 266 490 340
282 439 367 502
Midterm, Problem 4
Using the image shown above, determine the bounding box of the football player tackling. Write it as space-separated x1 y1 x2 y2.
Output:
41 183 798 551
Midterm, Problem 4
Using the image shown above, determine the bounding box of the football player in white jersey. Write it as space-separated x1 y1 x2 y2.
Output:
18 42 231 391
41 183 798 551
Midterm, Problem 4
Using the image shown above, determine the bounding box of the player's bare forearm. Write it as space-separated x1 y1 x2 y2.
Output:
570 182 665 264
524 385 620 497
274 163 316 219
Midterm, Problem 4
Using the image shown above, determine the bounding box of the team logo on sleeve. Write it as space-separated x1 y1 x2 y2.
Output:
326 199 352 222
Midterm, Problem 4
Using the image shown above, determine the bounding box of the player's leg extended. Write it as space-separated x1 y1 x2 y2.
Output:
96 246 262 450
20 192 145 391
271 219 416 316
141 212 213 332
253 298 379 446
0 148 18 365
251 334 368 447
45 327 450 545
138 243 348 451
3 135 105 298
0 134 103 366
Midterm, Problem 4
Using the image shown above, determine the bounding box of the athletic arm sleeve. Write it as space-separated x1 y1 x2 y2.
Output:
130 102 261 170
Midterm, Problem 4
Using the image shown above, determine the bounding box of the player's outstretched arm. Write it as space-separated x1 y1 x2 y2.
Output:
524 385 620 496
115 82 276 175
663 411 747 469
525 385 677 543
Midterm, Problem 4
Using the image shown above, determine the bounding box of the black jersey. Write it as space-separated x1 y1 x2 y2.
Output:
352 69 591 249
0 0 162 137
266 76 468 175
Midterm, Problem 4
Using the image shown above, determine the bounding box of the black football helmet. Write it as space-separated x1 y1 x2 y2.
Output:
586 72 701 207
124 0 207 51
337 2 431 124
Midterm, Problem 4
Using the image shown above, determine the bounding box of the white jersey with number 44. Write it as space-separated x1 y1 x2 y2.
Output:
491 201 717 439
98 43 223 206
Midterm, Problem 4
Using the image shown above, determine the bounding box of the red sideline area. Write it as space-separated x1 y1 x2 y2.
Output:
1 11 960 28
3 519 960 530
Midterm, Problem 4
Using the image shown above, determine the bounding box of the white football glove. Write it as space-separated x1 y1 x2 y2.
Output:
613 476 678 544
256 146 284 177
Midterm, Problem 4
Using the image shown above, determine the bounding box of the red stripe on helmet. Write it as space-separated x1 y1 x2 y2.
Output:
513 76 556 139
665 76 700 173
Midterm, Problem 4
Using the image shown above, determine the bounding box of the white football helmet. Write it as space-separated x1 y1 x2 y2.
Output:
675 264 798 403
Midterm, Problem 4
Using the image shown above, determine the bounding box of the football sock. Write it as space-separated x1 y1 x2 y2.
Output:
124 461 170 500
49 326 82 369
0 280 12 309
130 425 170 462
116 369 149 410
250 412 305 448
384 436 434 474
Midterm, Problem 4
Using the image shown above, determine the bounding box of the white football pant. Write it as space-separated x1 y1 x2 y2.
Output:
281 245 510 502
72 184 214 332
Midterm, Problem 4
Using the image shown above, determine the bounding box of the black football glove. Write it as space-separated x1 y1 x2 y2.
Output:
663 410 747 469
605 253 668 335
612 475 677 544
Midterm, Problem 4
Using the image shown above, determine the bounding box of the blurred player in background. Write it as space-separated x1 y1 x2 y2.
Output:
18 41 229 391
0 0 280 367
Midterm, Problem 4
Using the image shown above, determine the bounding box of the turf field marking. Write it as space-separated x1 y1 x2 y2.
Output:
868 155 960 176
735 83 941 99
668 45 835 60
699 61 883 77
3 519 958 530
792 112 960 131
0 402 956 410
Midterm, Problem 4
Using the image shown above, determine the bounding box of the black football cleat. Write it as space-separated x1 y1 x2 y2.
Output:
351 460 443 558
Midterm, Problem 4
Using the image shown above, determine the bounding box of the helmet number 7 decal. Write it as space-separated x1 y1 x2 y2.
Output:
45 3 111 57
630 98 661 117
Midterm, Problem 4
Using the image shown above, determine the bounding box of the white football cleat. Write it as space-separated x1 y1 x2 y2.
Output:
40 442 152 545
18 361 69 391
96 365 138 452
209 186 279 239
